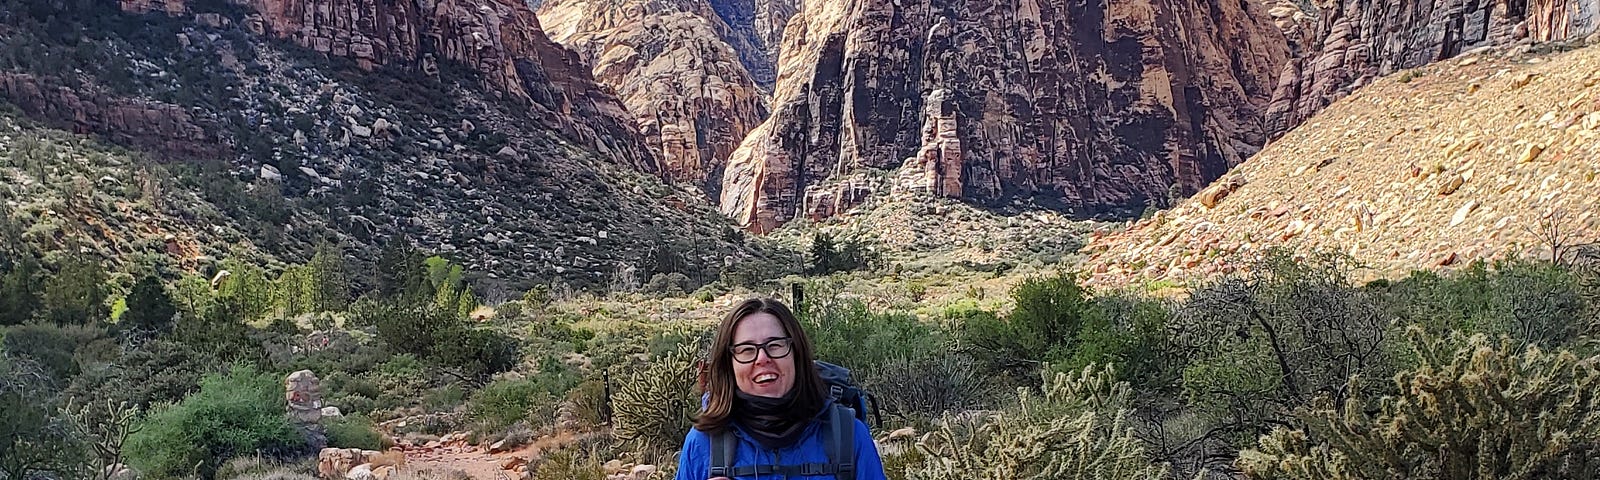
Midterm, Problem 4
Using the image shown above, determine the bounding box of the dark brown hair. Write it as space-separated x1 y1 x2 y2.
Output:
693 297 826 433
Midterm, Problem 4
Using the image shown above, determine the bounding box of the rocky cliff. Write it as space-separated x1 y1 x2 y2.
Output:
537 0 769 198
0 1 768 290
1083 44 1600 287
119 0 658 172
719 0 1291 233
706 0 798 88
1264 0 1600 137
0 74 222 158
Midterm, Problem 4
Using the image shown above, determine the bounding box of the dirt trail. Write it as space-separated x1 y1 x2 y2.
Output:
390 431 598 480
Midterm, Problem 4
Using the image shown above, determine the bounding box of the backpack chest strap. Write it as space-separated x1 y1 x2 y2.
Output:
725 463 841 477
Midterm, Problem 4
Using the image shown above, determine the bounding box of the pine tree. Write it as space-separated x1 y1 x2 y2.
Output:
807 232 837 275
120 275 176 334
375 237 427 300
42 256 109 325
0 255 41 325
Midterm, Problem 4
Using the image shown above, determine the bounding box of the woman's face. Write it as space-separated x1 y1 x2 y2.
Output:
730 312 797 398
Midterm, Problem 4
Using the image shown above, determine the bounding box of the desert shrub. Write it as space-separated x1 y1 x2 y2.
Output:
1 353 84 480
866 353 993 418
493 422 535 451
642 272 692 296
66 338 205 410
1380 259 1591 348
0 254 43 326
325 414 386 451
468 378 559 433
1052 292 1175 389
1172 250 1394 449
215 455 318 480
372 301 451 352
120 274 177 335
566 379 610 429
905 365 1167 480
802 298 944 374
125 365 306 480
1239 327 1600 479
531 442 606 480
1 322 102 382
807 231 880 274
429 325 519 380
958 271 1095 378
612 343 700 457
423 385 467 412
42 255 109 325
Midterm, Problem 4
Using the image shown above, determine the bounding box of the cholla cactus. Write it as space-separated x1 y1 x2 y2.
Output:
907 364 1168 480
1239 326 1600 479
612 343 700 457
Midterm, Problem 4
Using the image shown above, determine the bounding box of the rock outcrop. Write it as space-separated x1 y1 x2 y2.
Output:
1083 45 1600 287
706 0 798 87
0 74 222 158
537 0 769 198
118 0 658 172
1264 0 1600 138
719 0 1291 233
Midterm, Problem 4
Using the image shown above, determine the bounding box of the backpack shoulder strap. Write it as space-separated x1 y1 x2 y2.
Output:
709 429 736 478
825 404 856 480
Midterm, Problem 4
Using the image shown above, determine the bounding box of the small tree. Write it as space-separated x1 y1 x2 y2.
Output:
216 260 273 322
0 255 41 325
43 256 109 325
120 275 176 335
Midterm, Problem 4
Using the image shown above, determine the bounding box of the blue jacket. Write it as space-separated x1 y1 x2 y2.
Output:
673 405 888 480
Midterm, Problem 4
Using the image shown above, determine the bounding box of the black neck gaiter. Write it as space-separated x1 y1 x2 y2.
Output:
732 389 816 450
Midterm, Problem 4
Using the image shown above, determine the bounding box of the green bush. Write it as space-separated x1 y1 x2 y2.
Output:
1380 259 1591 348
1052 292 1173 389
429 325 519 380
1173 250 1393 439
806 231 880 275
0 255 42 325
468 378 557 432
531 443 607 480
802 298 944 373
125 365 305 480
325 415 386 451
120 275 177 335
565 379 610 429
1239 327 1600 479
867 354 993 418
1 323 102 382
958 271 1094 378
1 353 84 480
42 255 109 325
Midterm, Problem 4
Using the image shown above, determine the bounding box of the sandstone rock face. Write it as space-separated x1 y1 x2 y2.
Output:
0 74 221 158
1264 0 1600 138
720 0 1290 233
538 0 769 198
707 0 798 87
118 0 658 172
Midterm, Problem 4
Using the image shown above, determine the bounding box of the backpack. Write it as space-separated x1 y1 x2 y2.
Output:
708 361 880 479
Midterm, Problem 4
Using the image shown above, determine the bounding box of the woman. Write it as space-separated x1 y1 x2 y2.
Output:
675 297 887 480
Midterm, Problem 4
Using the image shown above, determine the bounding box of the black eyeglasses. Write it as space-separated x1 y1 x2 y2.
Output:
729 337 793 364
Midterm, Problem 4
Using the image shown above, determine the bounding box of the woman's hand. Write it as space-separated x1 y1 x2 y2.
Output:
709 477 731 480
